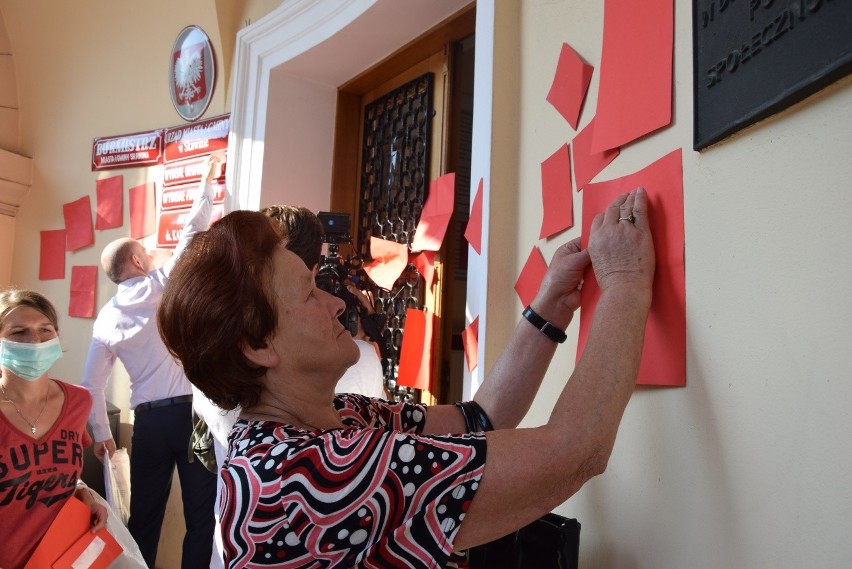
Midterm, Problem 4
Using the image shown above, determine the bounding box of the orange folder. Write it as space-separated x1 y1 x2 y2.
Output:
24 495 122 569
53 528 122 569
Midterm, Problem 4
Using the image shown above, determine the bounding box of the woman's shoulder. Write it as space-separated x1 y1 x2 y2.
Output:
334 393 383 426
335 393 427 433
52 380 93 404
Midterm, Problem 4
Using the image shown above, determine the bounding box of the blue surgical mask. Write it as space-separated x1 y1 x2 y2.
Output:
0 337 63 381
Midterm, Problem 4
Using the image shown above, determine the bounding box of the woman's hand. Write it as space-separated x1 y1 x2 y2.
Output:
76 486 109 532
94 437 116 463
89 501 109 533
588 187 655 299
530 237 591 329
346 283 374 314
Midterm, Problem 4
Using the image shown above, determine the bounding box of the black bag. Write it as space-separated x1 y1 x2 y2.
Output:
468 513 580 569
189 409 218 473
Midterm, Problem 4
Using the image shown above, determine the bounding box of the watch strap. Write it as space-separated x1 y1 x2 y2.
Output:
522 305 567 344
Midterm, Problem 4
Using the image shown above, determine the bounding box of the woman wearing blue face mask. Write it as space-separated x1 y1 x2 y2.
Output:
0 289 108 569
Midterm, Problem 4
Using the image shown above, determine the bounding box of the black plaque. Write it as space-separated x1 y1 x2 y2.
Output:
693 0 852 150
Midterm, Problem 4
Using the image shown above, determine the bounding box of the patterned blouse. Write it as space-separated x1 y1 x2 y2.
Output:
220 394 487 568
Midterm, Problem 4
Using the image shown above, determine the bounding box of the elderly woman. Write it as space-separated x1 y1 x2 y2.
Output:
159 188 654 568
0 289 108 569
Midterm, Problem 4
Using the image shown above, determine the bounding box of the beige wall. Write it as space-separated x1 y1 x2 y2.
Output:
4 0 852 567
487 1 852 567
0 213 14 287
0 0 228 390
232 3 852 565
0 1 277 567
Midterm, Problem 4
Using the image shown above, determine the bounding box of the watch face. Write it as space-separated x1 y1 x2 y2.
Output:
169 26 216 122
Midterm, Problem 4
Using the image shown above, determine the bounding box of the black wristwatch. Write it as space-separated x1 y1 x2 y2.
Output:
522 305 567 344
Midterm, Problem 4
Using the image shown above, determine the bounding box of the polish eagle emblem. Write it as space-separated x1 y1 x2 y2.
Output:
173 45 205 105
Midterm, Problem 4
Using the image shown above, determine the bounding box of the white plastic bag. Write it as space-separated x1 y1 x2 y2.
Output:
82 482 147 569
103 448 131 526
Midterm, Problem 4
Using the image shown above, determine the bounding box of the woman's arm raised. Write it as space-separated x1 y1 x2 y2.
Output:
453 188 655 549
421 237 588 436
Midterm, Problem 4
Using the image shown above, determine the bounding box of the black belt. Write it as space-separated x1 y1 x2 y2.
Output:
134 394 193 413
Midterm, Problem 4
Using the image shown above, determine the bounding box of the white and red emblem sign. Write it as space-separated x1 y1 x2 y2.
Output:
169 26 216 122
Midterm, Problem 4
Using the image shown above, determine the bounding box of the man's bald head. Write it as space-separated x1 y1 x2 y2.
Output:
101 238 150 283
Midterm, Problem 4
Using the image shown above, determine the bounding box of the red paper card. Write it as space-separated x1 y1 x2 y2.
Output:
514 247 548 308
397 308 434 391
129 182 156 239
410 173 455 252
578 149 685 386
95 175 123 230
363 237 409 291
411 251 436 291
463 178 484 255
546 42 594 130
62 196 95 251
540 144 574 239
69 265 98 318
39 229 66 280
462 316 479 372
571 117 619 191
591 0 673 153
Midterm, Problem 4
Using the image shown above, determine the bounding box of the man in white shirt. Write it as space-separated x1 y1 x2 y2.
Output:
334 284 387 399
81 156 221 569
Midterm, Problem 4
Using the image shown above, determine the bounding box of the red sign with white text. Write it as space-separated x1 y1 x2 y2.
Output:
92 129 163 170
161 181 226 211
157 204 224 248
164 114 229 162
163 156 226 188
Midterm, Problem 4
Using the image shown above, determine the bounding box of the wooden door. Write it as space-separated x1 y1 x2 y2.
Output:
331 7 475 404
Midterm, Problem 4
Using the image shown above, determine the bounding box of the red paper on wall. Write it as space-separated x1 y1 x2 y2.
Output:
411 251 436 291
462 316 479 372
396 308 434 391
571 117 619 191
63 196 95 251
39 230 66 280
363 237 409 291
463 178 484 255
514 247 548 308
95 175 123 229
410 173 456 253
540 144 574 239
129 182 156 239
578 149 685 386
69 266 98 318
546 42 594 130
591 0 673 153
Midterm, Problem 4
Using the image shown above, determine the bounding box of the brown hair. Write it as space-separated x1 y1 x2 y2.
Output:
158 210 282 410
260 205 324 269
0 289 59 333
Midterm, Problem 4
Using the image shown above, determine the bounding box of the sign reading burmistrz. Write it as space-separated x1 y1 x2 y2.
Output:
92 129 164 171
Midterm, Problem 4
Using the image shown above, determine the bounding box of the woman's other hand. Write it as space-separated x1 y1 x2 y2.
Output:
530 237 590 329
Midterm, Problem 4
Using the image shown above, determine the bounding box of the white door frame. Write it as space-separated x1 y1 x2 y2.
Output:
226 0 495 398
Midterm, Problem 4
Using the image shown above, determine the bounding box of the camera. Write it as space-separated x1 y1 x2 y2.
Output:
317 211 351 245
316 212 364 337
